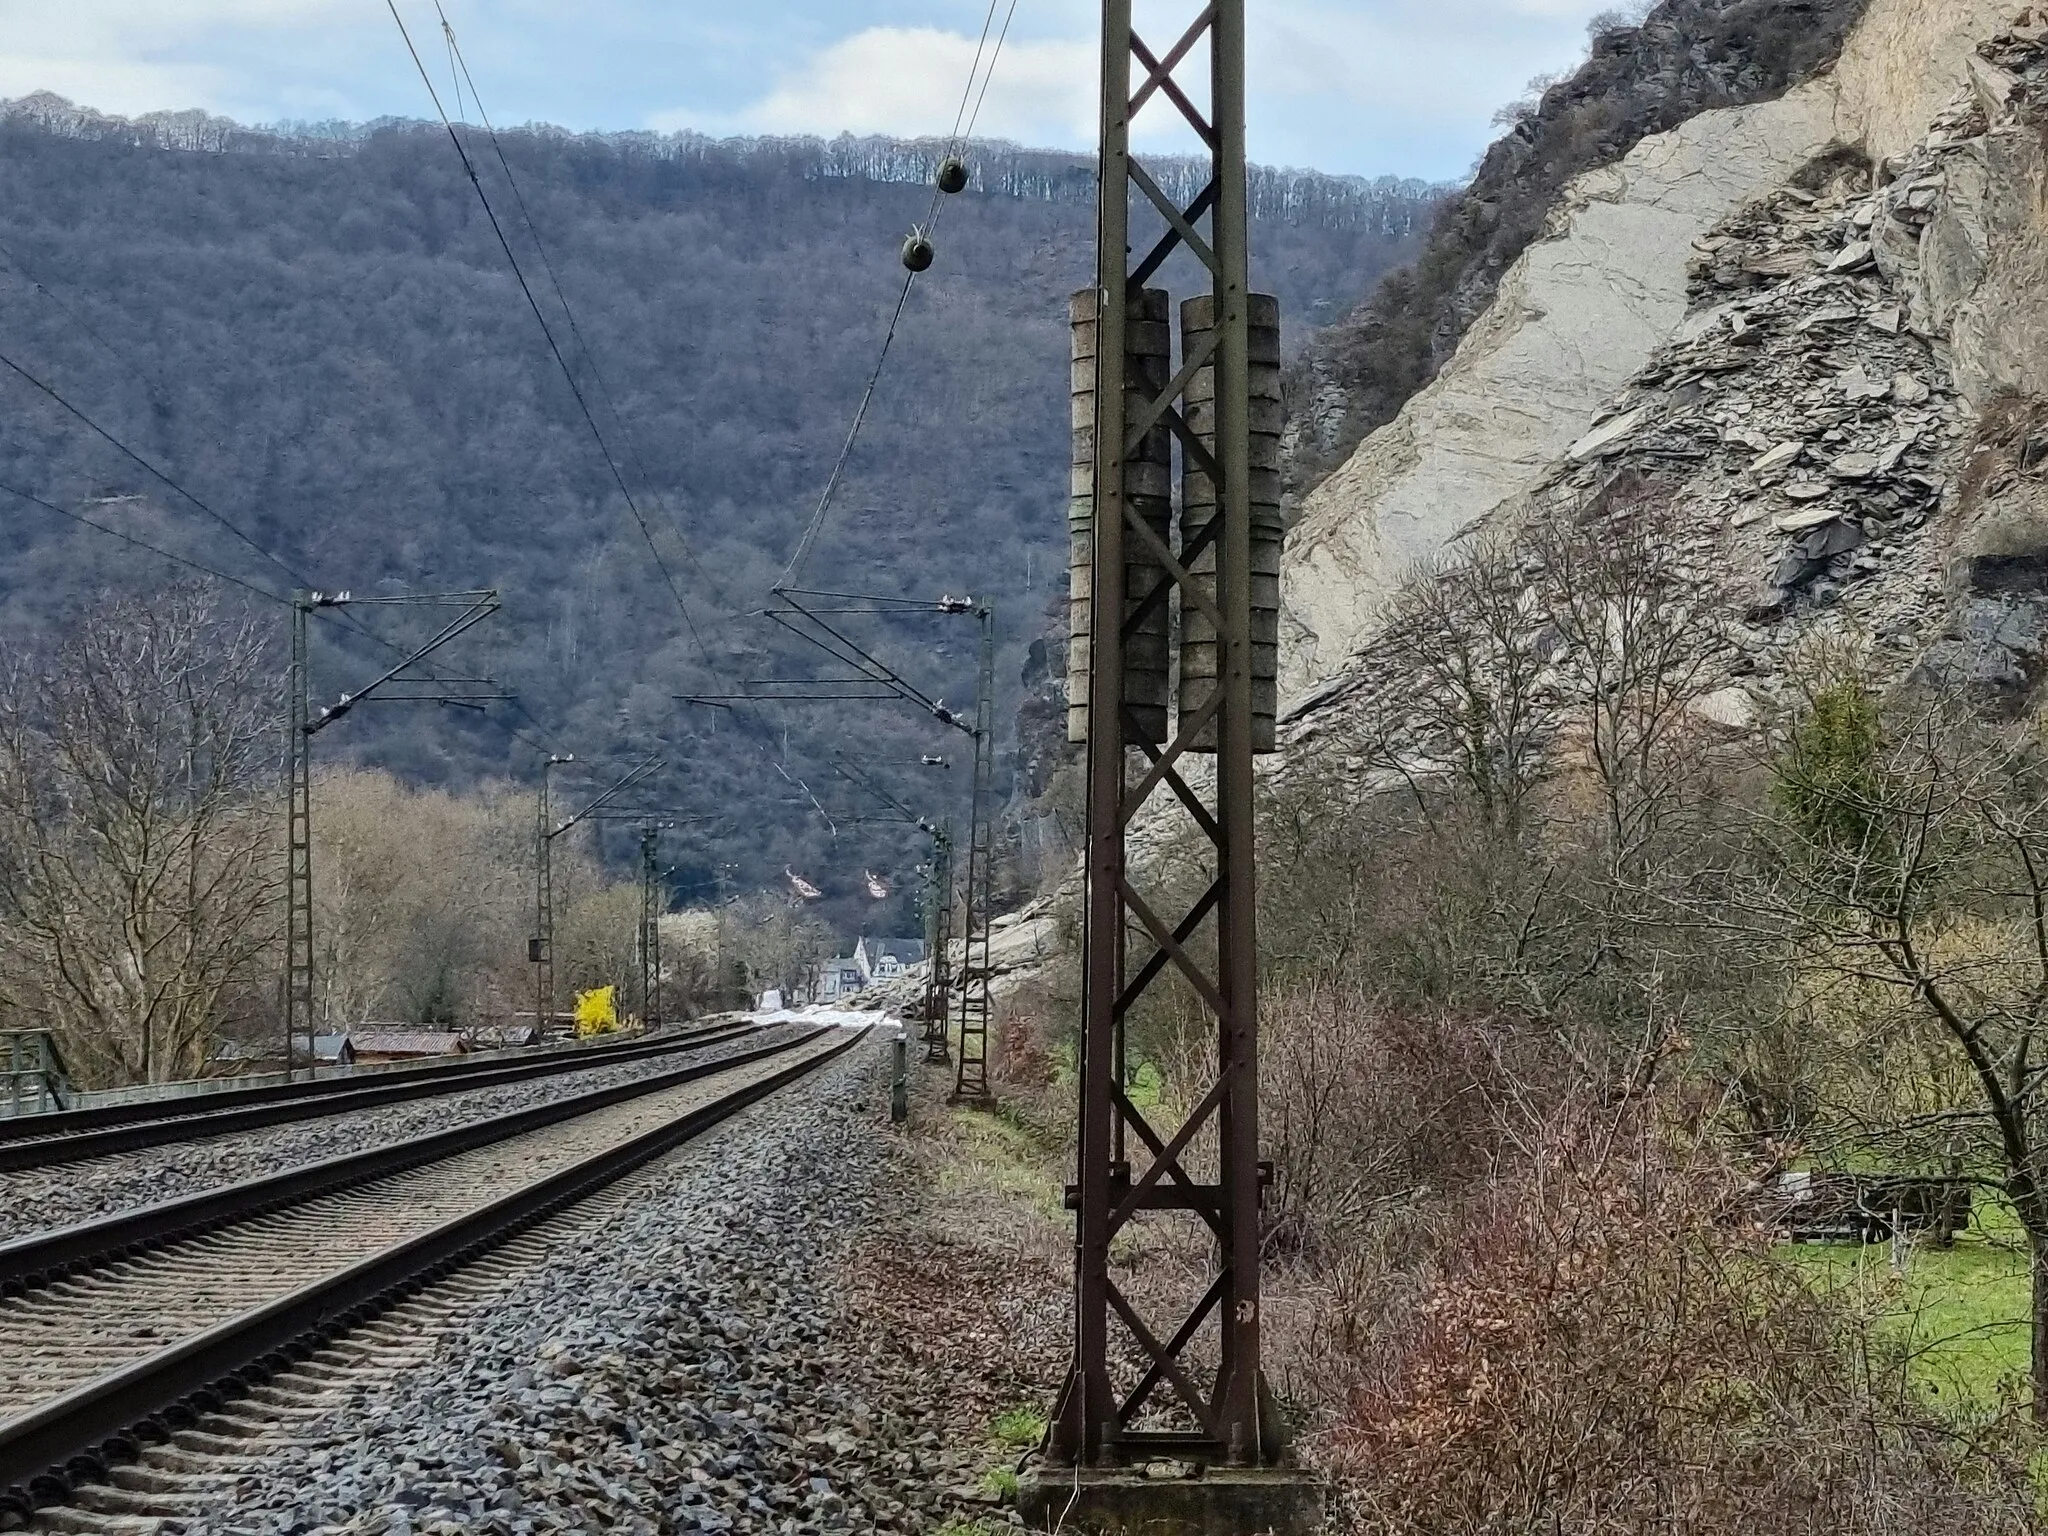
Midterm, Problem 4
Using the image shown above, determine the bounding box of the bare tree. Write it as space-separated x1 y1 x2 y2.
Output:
1357 531 1560 837
0 590 277 1086
1745 681 2048 1412
1526 476 1730 885
722 893 832 1003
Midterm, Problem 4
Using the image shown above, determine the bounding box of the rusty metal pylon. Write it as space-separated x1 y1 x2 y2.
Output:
1047 0 1282 1468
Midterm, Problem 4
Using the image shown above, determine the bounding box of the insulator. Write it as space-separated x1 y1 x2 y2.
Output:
936 156 969 195
1179 293 1284 753
901 232 935 272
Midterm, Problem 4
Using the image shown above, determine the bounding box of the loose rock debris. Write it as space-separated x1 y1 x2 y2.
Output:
1285 23 2048 751
168 1045 1022 1535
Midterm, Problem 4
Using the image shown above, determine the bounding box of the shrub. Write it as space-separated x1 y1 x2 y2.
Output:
1316 1087 2033 1534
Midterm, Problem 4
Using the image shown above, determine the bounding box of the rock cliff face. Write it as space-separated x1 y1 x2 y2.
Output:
1279 0 2046 706
1283 0 1876 501
1281 5 2048 754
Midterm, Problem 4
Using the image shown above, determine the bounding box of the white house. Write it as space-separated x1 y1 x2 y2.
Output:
855 936 926 983
815 956 866 1001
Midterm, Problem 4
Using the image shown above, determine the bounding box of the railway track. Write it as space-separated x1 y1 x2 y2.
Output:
0 1022 869 1522
0 1017 761 1173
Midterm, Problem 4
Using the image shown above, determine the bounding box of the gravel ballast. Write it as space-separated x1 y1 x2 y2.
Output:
0 1025 806 1243
172 1034 1022 1536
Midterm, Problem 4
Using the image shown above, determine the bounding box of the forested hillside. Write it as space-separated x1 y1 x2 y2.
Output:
0 93 1437 917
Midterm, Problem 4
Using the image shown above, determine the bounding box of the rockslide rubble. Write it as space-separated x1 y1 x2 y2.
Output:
1285 18 2048 749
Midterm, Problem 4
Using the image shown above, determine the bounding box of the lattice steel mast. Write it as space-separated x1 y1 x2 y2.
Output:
950 605 998 1103
922 817 955 1062
1046 0 1288 1472
638 822 671 1029
532 753 573 1033
285 594 317 1077
284 590 502 1076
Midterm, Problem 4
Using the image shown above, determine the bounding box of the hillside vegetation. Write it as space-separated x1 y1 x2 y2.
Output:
0 95 1437 914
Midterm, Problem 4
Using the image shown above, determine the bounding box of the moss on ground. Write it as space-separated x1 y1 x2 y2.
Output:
929 1099 1066 1219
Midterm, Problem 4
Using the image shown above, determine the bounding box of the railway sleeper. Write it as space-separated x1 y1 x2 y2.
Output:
26 1507 158 1534
102 1465 234 1496
1 1028 864 1525
70 1484 211 1518
114 1446 247 1479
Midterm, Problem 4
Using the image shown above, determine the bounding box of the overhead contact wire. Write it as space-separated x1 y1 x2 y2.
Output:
386 1 715 675
395 3 829 811
0 480 291 607
775 1 1024 591
0 341 308 591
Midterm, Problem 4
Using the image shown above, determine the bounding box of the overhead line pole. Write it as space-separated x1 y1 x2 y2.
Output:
285 589 503 1076
533 754 574 1035
925 819 956 1063
638 822 674 1031
1029 8 1316 1524
951 605 997 1104
533 754 666 1029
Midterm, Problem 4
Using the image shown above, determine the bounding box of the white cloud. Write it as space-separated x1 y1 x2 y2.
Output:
653 25 1097 149
0 1 1628 179
0 0 368 118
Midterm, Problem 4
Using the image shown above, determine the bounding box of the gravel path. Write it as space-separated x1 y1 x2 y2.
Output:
0 1024 806 1244
171 1035 1019 1536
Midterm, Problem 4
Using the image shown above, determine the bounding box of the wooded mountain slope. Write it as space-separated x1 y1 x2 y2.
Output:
0 98 1435 916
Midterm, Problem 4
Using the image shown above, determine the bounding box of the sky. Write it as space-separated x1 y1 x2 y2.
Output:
0 1 1623 182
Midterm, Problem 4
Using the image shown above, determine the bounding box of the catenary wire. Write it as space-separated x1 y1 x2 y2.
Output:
0 328 567 756
390 1 835 821
961 0 1024 148
434 11 831 765
0 130 581 761
0 237 157 396
385 0 717 676
775 2 1025 591
0 339 309 592
436 9 674 567
0 479 291 607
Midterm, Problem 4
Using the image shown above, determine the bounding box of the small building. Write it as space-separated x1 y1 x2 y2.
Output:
212 1033 356 1072
350 1029 469 1063
855 936 926 984
815 957 866 1001
1 1030 68 1115
313 1033 357 1066
465 1023 542 1051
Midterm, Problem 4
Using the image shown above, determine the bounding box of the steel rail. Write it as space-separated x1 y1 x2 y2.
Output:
0 1026 826 1294
0 1019 760 1171
0 1016 748 1141
0 1024 869 1514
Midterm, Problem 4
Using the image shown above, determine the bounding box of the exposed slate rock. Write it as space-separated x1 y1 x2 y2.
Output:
1283 0 1875 503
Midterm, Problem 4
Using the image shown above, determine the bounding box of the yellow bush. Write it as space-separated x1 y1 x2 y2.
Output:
574 985 620 1038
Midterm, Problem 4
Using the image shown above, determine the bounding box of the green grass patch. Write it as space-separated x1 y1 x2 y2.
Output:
935 1522 1007 1536
933 1102 1065 1217
981 1465 1021 1501
1126 1058 1165 1109
1783 1206 2030 1408
1044 1036 1165 1108
992 1404 1048 1450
